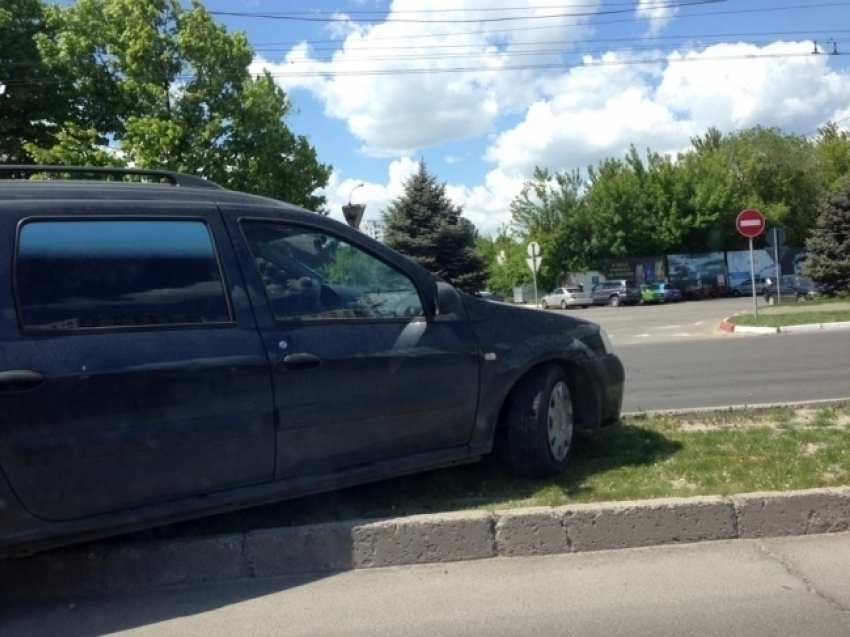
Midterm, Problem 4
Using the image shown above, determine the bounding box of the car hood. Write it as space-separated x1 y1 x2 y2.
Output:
460 293 608 358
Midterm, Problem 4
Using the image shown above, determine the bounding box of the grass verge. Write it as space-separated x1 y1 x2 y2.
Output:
134 403 850 540
730 309 850 327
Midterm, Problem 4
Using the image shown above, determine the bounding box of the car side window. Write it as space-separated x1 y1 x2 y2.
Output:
15 219 232 331
241 221 424 321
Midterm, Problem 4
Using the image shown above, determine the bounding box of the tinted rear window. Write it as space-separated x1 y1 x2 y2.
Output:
15 220 231 331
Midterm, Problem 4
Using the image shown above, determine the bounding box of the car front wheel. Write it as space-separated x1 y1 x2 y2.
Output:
502 366 575 477
766 295 776 306
561 300 568 310
609 295 621 307
541 300 548 309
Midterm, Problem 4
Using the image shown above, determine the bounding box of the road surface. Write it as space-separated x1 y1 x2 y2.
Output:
5 533 850 636
615 332 850 412
556 297 760 345
619 330 850 412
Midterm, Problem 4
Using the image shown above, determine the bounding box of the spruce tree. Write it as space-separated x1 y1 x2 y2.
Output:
382 161 486 294
805 178 850 295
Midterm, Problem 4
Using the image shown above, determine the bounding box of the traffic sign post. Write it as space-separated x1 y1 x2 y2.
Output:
527 242 541 306
736 209 766 317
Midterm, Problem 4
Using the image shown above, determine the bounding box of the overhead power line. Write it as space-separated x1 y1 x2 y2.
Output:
4 50 843 88
222 1 692 16
210 0 724 24
249 29 850 54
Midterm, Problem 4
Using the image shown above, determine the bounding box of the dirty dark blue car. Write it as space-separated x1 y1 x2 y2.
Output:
0 166 624 557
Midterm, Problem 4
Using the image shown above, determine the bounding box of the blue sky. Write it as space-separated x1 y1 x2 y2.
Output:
69 1 850 232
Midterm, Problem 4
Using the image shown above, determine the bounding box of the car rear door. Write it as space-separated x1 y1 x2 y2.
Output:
0 201 276 521
220 206 481 479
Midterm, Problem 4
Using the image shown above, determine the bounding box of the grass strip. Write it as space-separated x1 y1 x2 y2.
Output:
130 403 850 541
730 309 850 327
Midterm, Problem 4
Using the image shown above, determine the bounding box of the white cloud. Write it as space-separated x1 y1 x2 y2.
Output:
636 0 677 36
268 6 850 237
486 41 850 176
253 0 601 156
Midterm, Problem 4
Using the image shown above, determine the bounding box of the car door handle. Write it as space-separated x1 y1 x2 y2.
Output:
281 353 322 371
0 370 45 391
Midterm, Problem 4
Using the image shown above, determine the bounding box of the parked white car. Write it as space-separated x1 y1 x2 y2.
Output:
540 286 591 309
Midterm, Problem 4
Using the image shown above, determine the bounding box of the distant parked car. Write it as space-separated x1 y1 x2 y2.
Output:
590 280 641 307
763 275 820 305
652 282 681 303
540 286 591 309
639 284 664 304
733 277 767 297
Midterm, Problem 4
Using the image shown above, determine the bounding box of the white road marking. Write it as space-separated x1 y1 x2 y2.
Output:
693 321 705 326
653 325 683 330
673 333 691 337
634 333 651 338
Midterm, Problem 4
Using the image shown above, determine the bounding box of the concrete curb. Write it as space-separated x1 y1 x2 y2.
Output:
719 317 850 334
4 487 850 602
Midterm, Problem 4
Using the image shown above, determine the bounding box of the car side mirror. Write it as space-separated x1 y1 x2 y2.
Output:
435 281 462 318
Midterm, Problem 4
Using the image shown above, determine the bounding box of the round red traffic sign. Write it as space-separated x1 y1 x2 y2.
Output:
736 208 765 238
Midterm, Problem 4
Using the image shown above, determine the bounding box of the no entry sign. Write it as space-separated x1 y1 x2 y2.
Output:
736 208 766 238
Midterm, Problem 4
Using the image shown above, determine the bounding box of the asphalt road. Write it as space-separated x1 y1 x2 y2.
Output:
555 296 764 346
6 534 850 636
619 330 850 412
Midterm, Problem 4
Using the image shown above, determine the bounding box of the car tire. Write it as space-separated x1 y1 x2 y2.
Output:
796 293 807 302
561 300 568 310
766 295 775 306
541 300 548 309
609 295 621 307
502 366 575 477
582 305 590 309
733 290 741 297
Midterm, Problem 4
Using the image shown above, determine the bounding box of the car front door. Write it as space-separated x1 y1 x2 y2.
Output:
592 282 610 304
0 203 276 521
221 207 481 479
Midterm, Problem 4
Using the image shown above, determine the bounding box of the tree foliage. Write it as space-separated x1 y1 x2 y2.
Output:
0 0 74 162
486 124 850 292
382 161 486 294
805 178 850 295
7 0 330 209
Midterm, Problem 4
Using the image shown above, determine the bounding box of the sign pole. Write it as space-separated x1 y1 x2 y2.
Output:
532 258 539 308
749 236 758 318
774 228 782 305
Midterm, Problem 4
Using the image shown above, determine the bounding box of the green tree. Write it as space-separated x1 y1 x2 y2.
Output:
476 226 530 296
804 178 850 295
0 0 74 162
510 167 595 287
814 122 850 196
382 161 486 294
22 0 330 208
719 126 820 247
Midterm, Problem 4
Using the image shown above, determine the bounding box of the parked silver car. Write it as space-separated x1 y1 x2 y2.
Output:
540 286 591 309
733 277 767 297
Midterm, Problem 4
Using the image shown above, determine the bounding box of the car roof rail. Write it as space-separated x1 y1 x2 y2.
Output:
0 165 224 190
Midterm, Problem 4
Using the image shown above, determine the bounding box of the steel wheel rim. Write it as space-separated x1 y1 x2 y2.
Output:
547 381 573 462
